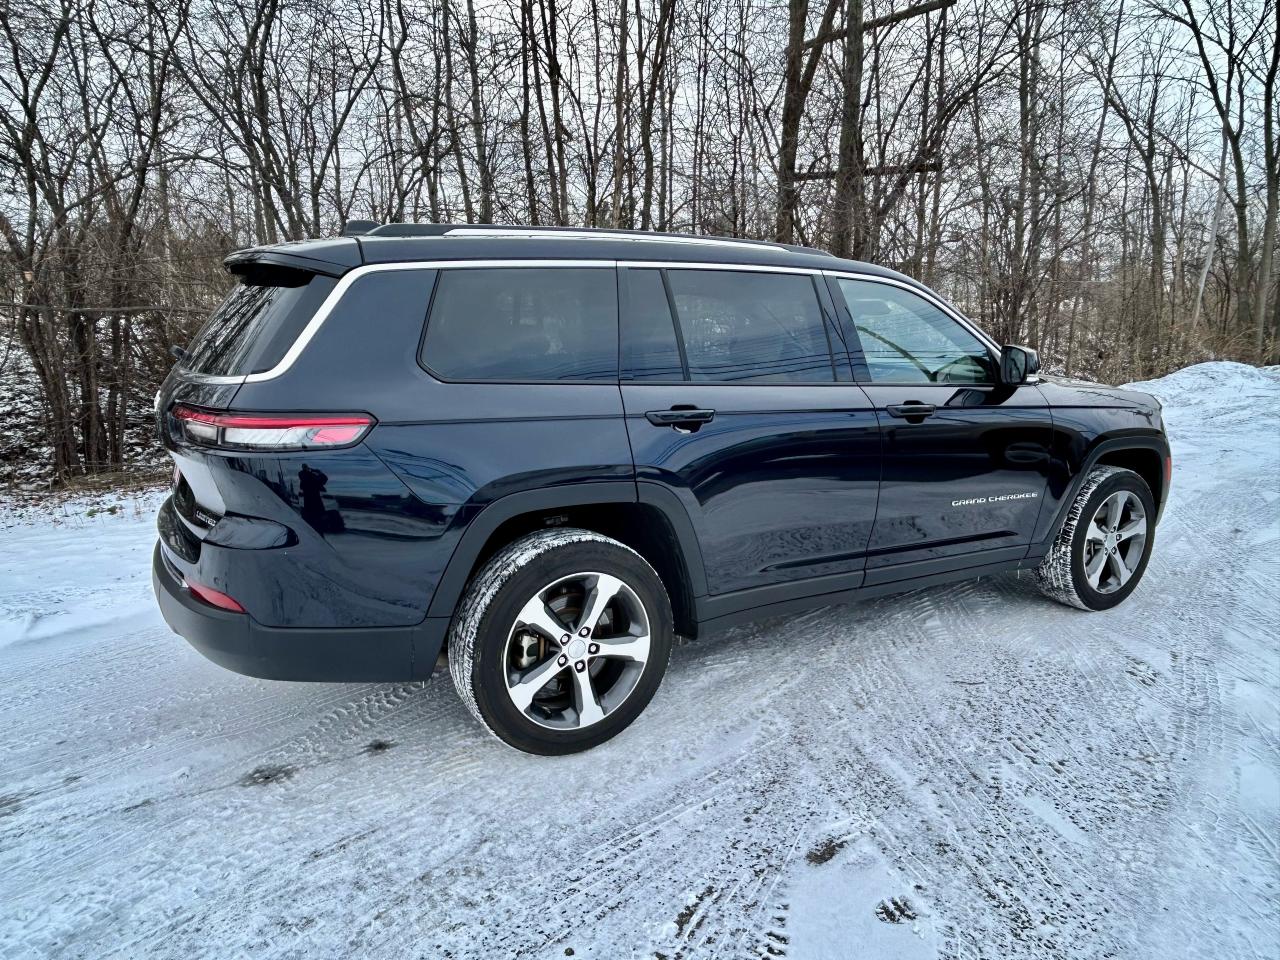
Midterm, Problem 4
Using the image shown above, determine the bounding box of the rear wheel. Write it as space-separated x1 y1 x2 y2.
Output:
1036 465 1155 611
448 528 673 754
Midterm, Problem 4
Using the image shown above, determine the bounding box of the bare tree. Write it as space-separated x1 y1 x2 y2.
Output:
1 0 1276 485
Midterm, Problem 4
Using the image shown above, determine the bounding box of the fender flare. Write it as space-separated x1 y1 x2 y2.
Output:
425 480 709 620
637 480 710 599
1037 433 1170 543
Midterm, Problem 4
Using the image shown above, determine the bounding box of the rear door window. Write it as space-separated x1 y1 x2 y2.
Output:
181 270 337 377
621 269 685 381
663 269 836 383
420 267 618 381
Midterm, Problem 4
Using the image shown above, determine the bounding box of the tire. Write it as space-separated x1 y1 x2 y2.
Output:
1036 465 1156 611
447 528 674 754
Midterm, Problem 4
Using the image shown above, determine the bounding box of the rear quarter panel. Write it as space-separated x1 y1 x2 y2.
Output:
164 444 450 628
225 267 635 626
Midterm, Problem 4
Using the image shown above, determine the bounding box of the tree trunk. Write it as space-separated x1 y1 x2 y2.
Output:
830 0 865 259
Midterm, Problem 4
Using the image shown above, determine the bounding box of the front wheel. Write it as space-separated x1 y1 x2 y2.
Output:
1036 465 1156 611
448 528 673 754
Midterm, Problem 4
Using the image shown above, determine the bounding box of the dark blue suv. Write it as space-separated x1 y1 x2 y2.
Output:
153 224 1170 754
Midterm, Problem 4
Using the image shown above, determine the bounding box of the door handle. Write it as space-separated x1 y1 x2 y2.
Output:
886 402 936 422
645 407 716 432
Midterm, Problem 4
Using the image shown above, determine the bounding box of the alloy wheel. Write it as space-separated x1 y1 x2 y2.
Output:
502 572 651 730
1082 490 1148 594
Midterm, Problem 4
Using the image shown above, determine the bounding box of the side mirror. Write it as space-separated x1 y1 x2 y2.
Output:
1000 344 1040 385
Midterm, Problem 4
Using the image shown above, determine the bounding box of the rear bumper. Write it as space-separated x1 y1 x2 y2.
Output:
152 543 447 682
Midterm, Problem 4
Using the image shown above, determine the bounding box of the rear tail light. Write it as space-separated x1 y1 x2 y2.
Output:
185 579 246 613
172 405 373 450
1165 454 1172 487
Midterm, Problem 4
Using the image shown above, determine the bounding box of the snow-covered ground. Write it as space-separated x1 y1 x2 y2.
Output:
2 361 1277 959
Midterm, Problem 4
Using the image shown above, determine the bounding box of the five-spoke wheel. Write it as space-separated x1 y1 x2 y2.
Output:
448 529 673 754
1080 490 1148 594
504 572 652 730
1037 465 1156 611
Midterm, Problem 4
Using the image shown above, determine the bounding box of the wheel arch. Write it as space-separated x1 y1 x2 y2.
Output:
1041 433 1170 543
427 482 706 638
1093 445 1166 512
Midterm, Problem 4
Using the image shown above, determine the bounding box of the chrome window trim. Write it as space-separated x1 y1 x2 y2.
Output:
174 259 998 386
620 260 820 275
178 259 616 385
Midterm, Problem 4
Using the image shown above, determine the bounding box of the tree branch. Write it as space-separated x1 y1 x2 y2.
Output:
794 159 942 181
802 0 956 51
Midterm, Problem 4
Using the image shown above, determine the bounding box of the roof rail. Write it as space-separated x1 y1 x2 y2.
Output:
443 226 785 252
365 223 459 237
361 222 799 253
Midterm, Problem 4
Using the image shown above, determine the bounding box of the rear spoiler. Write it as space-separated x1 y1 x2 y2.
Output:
223 238 362 279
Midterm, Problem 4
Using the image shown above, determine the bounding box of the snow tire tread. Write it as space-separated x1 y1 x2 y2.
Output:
1035 464 1132 610
446 527 658 744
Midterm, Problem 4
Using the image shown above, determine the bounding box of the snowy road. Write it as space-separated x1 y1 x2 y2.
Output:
2 362 1277 959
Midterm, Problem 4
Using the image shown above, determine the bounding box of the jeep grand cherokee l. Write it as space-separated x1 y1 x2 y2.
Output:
152 224 1171 754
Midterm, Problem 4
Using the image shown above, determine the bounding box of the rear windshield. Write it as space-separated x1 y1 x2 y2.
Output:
181 271 337 377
